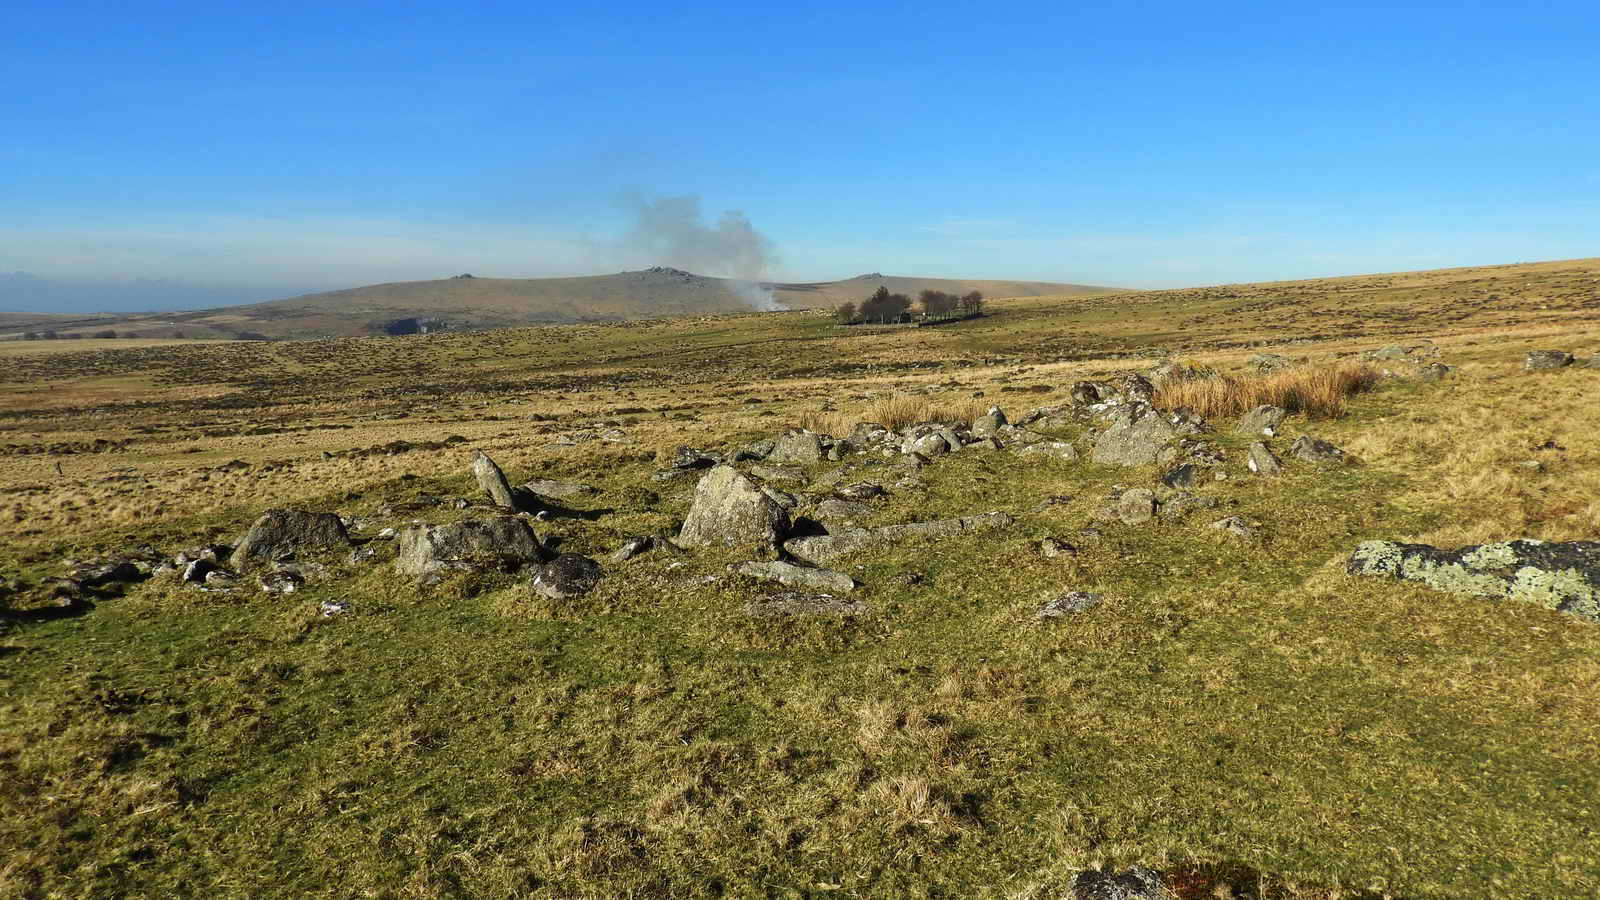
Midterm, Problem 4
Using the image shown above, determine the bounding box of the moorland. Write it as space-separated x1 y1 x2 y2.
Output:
2 257 1599 898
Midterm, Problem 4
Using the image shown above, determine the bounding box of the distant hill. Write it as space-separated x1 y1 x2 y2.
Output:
0 269 1113 340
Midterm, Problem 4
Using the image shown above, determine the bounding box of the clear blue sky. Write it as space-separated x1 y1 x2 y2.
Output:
3 0 1598 311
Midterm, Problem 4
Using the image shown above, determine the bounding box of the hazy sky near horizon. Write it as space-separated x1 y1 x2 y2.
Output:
3 0 1598 312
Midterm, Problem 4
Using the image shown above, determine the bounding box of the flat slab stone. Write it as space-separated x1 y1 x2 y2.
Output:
783 511 1014 566
1348 539 1600 622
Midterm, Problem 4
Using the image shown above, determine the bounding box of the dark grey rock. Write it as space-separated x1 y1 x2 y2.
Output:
814 498 874 524
258 569 305 594
670 446 717 470
1290 435 1346 466
1037 591 1102 618
761 487 800 509
1235 404 1287 436
609 535 678 562
1348 539 1600 622
1524 350 1574 370
1070 866 1169 899
736 560 855 593
1159 464 1197 488
837 482 886 502
1116 374 1156 403
395 517 545 575
77 561 143 588
1069 381 1102 406
182 559 218 583
1157 491 1218 521
677 465 790 549
230 509 350 570
784 511 1015 566
1246 441 1282 476
530 554 602 600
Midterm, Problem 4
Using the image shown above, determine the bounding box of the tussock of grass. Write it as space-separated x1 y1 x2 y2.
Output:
1154 362 1379 420
803 393 990 434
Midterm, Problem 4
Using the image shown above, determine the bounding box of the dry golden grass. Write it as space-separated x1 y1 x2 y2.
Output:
1153 362 1380 420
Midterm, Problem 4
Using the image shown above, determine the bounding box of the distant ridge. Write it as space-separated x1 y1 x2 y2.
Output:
0 269 1113 340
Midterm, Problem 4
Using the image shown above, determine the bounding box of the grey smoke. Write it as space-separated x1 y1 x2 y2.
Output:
620 194 785 310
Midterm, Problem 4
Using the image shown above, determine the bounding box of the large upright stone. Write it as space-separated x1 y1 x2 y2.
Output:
230 508 350 570
472 450 518 509
395 517 545 575
1348 539 1600 622
1091 404 1179 467
677 465 789 549
1246 441 1282 476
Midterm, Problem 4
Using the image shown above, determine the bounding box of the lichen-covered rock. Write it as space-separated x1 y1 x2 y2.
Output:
395 517 545 575
1246 441 1282 476
1249 352 1294 373
768 430 825 465
970 406 1008 439
530 554 602 600
1524 350 1574 370
1091 404 1179 467
1235 404 1287 436
736 560 856 593
1416 362 1454 381
1069 381 1103 406
1018 440 1079 461
472 450 520 510
1116 488 1157 525
904 431 951 456
1036 591 1101 618
1347 539 1600 622
1210 516 1255 539
677 465 790 549
1157 491 1218 521
230 508 351 570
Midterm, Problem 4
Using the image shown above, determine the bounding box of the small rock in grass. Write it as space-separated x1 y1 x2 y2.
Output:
1036 591 1101 618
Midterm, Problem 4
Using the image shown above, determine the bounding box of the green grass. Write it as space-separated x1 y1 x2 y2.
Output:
6 378 1599 898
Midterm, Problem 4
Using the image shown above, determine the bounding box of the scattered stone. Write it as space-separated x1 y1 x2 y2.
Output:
1246 441 1282 476
1416 362 1454 381
1209 516 1255 539
651 467 701 483
1347 539 1600 622
1036 591 1102 618
736 560 856 593
1069 382 1102 406
761 487 800 509
732 438 776 462
670 446 718 470
1116 488 1157 525
610 535 678 562
1069 866 1169 900
971 406 1008 439
1091 404 1179 467
677 465 790 549
522 478 596 499
1159 464 1196 488
472 450 520 510
1037 537 1077 558
784 511 1015 566
1524 350 1574 370
1290 435 1347 466
376 527 397 540
230 508 351 570
814 498 874 524
203 569 237 587
530 554 602 600
1235 404 1287 436
1019 440 1080 461
847 422 889 448
1249 352 1294 373
837 482 886 501
1157 491 1218 521
893 571 925 586
1001 426 1046 447
768 430 826 465
319 601 348 617
77 561 143 589
182 559 219 583
905 432 951 456
749 464 804 484
258 569 305 594
347 545 379 566
394 517 546 575
968 436 1003 451
744 592 870 617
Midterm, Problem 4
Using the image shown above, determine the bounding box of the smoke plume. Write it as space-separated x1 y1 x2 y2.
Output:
620 194 785 310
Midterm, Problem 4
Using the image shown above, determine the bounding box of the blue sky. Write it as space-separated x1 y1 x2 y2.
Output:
3 0 1598 311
